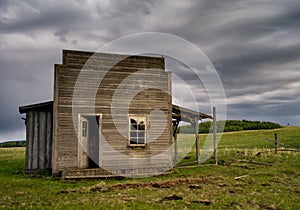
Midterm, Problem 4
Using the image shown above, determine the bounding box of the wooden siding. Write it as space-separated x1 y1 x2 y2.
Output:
53 50 172 176
24 109 53 173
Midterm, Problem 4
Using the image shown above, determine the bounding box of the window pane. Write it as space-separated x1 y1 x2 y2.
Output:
138 132 145 138
130 131 137 138
82 121 87 137
130 118 137 130
131 125 137 131
138 137 145 144
130 138 138 144
138 123 145 130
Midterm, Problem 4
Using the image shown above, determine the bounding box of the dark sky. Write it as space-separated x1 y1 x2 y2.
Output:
1 0 300 142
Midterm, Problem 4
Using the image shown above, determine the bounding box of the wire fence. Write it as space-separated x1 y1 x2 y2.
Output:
261 133 300 153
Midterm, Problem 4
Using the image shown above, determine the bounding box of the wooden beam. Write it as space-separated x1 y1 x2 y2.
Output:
172 104 212 120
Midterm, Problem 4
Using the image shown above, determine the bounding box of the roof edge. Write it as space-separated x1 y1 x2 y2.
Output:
19 101 53 114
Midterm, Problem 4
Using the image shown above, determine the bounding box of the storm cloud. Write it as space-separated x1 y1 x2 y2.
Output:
1 0 300 141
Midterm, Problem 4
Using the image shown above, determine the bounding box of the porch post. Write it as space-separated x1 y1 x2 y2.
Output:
213 107 218 165
194 117 200 164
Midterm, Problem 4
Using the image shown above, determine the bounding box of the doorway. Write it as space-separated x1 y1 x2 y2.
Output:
79 114 101 169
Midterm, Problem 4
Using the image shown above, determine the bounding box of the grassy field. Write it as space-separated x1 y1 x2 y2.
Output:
0 127 299 209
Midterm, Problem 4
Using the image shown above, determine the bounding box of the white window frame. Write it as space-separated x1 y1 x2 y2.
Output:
128 115 147 147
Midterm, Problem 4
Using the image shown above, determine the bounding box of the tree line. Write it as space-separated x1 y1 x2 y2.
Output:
0 140 26 148
178 120 282 134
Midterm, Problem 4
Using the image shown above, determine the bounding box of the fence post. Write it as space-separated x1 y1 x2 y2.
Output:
213 107 217 165
274 133 278 154
174 132 178 162
194 117 200 164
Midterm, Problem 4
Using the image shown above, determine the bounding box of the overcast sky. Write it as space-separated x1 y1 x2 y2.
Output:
1 0 300 142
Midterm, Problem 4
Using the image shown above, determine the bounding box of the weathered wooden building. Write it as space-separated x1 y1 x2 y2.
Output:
19 50 212 178
19 101 53 173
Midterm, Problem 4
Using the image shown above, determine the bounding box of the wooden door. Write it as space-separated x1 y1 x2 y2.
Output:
79 116 89 168
87 116 100 168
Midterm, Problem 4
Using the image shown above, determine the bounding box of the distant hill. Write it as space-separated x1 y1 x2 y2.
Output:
178 120 282 134
0 140 26 148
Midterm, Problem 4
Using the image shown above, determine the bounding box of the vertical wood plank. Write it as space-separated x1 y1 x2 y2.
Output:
32 111 39 169
52 65 59 174
46 111 53 169
38 111 46 169
26 111 33 171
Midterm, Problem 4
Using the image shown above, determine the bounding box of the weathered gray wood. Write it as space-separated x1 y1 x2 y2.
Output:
213 107 217 164
194 117 199 164
38 111 46 169
52 65 59 174
53 50 171 175
20 50 212 177
32 111 39 169
20 103 53 173
168 72 173 167
45 111 52 169
26 111 33 171
172 119 180 163
274 133 278 154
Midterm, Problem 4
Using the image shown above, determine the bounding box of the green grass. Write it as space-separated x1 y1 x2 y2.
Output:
0 127 299 209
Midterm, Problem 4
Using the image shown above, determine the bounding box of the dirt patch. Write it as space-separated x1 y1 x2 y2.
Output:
58 177 222 194
188 184 202 189
101 177 219 191
111 178 210 190
58 189 84 194
160 194 183 201
192 199 211 205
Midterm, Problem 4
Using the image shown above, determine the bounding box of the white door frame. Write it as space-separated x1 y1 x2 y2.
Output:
78 113 102 168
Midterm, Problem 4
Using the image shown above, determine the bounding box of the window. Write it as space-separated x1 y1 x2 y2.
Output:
82 121 87 137
129 116 146 146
